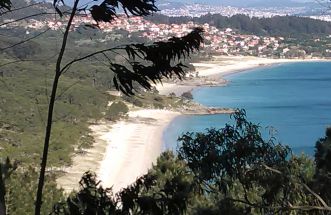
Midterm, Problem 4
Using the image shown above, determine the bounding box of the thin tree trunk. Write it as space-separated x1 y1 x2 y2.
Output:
34 1 79 214
0 203 5 215
0 166 6 215
34 73 60 215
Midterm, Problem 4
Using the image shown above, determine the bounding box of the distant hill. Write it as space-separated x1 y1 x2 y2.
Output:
156 0 186 10
154 0 323 17
164 0 316 8
147 13 331 37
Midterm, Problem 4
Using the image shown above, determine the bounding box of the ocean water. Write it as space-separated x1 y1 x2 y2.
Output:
163 62 331 156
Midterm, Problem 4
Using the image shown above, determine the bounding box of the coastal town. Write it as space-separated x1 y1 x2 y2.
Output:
159 3 308 18
159 2 331 21
2 13 331 59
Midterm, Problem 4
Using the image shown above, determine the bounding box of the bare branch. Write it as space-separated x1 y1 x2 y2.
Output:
0 53 58 68
0 2 42 16
302 184 330 209
0 12 56 27
0 28 50 51
261 163 331 212
60 45 125 74
55 80 80 101
261 164 282 174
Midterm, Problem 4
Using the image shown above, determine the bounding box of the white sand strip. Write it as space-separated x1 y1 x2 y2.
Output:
193 56 328 77
155 56 328 95
97 110 180 192
155 83 196 96
57 109 180 193
56 123 112 192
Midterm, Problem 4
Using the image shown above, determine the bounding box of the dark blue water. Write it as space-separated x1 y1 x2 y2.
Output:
163 62 331 155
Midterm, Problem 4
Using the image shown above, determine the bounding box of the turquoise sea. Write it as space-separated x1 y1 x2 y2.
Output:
163 62 331 155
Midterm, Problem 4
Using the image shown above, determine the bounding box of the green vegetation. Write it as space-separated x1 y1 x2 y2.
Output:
0 30 195 167
0 59 111 166
2 0 204 213
105 101 129 121
284 36 331 58
0 27 195 167
51 111 331 214
181 91 193 100
6 169 64 214
314 127 331 205
123 91 188 110
0 159 64 214
148 13 331 37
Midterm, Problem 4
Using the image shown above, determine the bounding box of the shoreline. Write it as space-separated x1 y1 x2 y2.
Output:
57 56 330 193
56 109 180 193
156 56 330 96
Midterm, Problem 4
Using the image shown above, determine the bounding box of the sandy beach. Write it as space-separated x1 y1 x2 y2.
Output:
156 56 328 95
57 109 180 193
194 56 327 76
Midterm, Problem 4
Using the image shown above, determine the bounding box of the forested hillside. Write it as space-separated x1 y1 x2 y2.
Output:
147 13 331 36
0 30 111 166
0 27 193 167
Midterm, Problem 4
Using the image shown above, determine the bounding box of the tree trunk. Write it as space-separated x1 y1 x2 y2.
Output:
34 73 60 215
0 166 6 215
34 1 79 214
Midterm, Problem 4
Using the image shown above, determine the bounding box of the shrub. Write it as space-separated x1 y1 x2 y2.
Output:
181 91 193 100
154 96 164 102
105 101 129 121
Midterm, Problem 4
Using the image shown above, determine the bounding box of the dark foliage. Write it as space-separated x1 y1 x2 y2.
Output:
177 110 323 213
52 110 331 214
314 127 331 205
90 0 157 23
52 172 118 215
90 4 117 23
116 0 158 16
0 0 11 12
315 127 331 172
0 158 17 215
178 110 290 184
181 91 193 100
111 27 203 95
52 165 193 215
52 0 157 23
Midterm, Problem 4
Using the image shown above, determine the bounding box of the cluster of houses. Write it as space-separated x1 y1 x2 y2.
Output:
1 15 319 58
